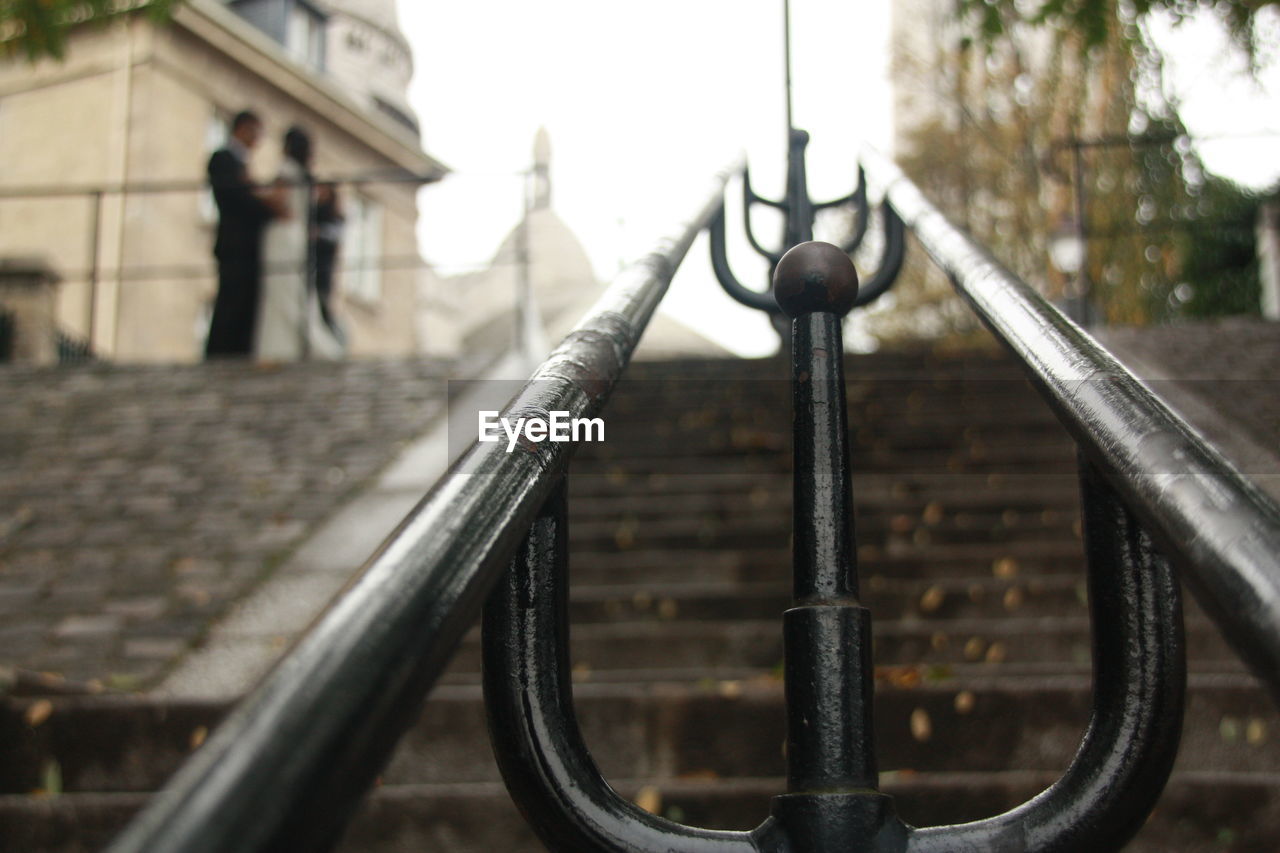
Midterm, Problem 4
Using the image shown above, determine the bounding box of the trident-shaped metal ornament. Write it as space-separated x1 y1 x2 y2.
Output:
708 134 905 331
708 1 905 339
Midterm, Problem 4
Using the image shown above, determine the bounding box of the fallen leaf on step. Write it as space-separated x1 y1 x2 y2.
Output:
910 708 932 742
25 699 53 728
919 586 945 614
635 786 662 815
992 557 1019 579
1247 719 1268 745
1003 587 1024 611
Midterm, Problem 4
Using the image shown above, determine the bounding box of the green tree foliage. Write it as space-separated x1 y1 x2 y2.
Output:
1178 176 1262 317
955 0 1278 68
0 0 181 61
885 1 1264 335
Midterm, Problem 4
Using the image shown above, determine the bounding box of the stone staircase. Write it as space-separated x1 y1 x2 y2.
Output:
2 350 1277 851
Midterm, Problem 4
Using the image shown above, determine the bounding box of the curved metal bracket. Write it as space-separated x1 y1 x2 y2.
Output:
709 203 783 314
742 168 786 267
907 459 1185 851
743 165 787 211
710 155 902 324
812 164 865 212
852 203 905 308
835 166 870 256
482 480 783 853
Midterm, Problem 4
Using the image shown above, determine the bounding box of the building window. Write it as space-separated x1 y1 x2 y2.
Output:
343 194 383 304
286 4 326 71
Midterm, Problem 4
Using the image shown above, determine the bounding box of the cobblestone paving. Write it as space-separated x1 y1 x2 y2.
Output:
0 359 449 689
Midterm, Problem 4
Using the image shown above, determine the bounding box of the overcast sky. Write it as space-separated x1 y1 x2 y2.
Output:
397 2 1279 356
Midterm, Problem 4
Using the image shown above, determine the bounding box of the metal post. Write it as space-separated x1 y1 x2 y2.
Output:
516 168 532 359
87 190 103 350
1071 141 1091 326
783 130 815 250
1257 197 1280 319
783 0 794 135
770 242 906 851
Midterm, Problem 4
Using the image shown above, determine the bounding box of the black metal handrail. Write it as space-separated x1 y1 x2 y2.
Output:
104 163 739 853
98 133 1278 852
859 143 1280 703
486 234 1185 851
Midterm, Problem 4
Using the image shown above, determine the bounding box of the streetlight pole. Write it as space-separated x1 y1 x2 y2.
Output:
783 0 793 136
1070 140 1091 327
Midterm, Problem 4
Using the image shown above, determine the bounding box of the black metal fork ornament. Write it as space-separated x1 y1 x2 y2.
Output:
708 128 905 342
482 241 1185 852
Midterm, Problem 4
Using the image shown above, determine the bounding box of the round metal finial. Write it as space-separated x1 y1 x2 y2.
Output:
773 241 859 317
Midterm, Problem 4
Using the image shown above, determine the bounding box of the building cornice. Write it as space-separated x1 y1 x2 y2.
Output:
170 0 446 179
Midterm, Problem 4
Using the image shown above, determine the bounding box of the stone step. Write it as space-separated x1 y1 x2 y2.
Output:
572 451 1078 478
446 617 1238 676
566 514 1079 553
5 677 1269 797
602 382 1053 409
562 575 1087 624
592 420 1071 451
566 497 1082 526
433 657 1249 686
565 484 1083 517
568 472 1085 511
566 541 1086 584
2 768 1276 853
548 577 1225 656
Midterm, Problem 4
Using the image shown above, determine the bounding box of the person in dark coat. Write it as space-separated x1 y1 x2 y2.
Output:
204 110 280 357
312 181 344 338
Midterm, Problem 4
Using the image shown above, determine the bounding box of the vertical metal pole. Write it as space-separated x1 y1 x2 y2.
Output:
87 190 104 351
769 242 906 851
1071 141 1091 326
516 168 532 360
783 130 815 251
783 0 794 135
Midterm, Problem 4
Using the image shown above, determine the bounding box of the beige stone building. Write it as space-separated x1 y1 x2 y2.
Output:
0 0 449 363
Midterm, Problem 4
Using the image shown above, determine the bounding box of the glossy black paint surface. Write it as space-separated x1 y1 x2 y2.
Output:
97 128 1231 852
483 481 775 852
104 168 737 853
709 129 903 322
773 245 905 848
788 310 858 600
862 143 1280 705
907 461 1185 851
782 605 878 792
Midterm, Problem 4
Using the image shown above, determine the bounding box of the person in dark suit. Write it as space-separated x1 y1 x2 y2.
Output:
204 110 280 357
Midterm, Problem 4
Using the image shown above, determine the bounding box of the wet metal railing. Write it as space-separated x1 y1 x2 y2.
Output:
105 164 737 853
102 133 1279 853
859 144 1280 703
